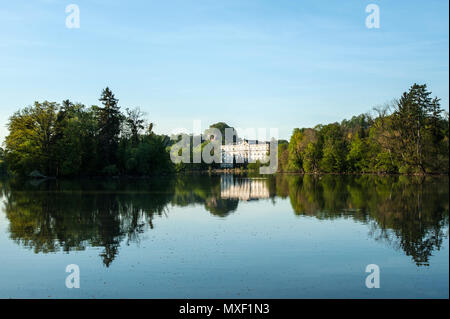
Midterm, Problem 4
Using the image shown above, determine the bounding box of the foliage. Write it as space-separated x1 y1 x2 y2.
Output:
278 84 448 174
3 83 448 176
0 147 7 176
4 89 174 177
207 122 238 144
5 101 58 176
96 87 123 166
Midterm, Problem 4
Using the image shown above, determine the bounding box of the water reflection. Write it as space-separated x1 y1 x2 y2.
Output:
221 175 270 200
275 174 449 266
0 174 448 267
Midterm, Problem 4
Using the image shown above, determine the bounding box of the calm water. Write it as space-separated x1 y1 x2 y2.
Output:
0 174 448 298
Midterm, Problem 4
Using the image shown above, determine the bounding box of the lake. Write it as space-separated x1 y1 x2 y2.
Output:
0 174 448 298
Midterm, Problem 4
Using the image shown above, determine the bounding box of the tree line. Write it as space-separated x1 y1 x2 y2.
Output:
1 87 174 177
0 83 448 177
278 84 449 174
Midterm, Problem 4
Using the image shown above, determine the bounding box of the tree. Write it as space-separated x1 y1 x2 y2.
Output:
346 133 370 172
2 84 447 177
277 143 289 172
125 107 146 145
426 97 447 171
341 113 373 139
0 147 7 176
368 105 398 173
207 122 237 144
319 123 347 172
5 101 58 176
56 103 98 176
287 129 304 171
97 87 123 169
392 83 445 173
303 140 322 173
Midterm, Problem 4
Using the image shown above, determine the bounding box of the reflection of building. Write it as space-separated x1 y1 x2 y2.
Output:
221 139 269 168
220 175 269 201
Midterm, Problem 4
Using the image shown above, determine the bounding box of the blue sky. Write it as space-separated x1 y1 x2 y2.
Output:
0 0 448 142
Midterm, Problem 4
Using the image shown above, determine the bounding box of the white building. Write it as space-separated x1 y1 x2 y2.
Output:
221 139 269 168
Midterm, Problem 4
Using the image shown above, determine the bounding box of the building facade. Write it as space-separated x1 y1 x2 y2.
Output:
220 139 269 168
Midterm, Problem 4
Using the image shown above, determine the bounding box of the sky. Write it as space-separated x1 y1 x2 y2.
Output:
0 0 448 142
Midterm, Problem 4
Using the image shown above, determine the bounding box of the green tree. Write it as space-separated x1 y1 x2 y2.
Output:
302 141 322 173
277 143 289 172
55 103 98 176
207 122 237 144
367 107 399 173
392 84 438 173
319 123 347 172
346 133 370 172
125 107 145 146
287 128 304 171
5 101 58 176
97 87 123 169
0 147 7 176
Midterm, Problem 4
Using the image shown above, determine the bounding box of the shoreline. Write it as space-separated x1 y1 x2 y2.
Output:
2 170 448 181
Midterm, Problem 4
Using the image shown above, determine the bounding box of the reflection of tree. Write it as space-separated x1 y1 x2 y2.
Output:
1 178 175 267
277 174 449 266
1 174 448 267
0 175 244 266
172 174 239 217
205 197 239 217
